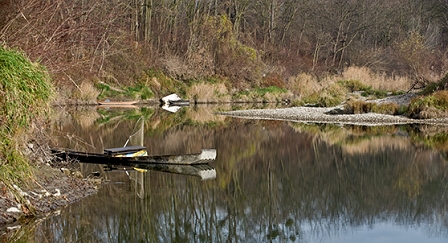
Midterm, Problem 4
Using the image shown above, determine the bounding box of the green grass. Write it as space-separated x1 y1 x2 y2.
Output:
97 68 186 101
96 82 155 100
0 47 53 130
361 88 388 98
144 68 187 97
0 138 32 183
127 84 154 100
254 86 287 96
406 73 448 118
337 79 368 92
0 46 53 184
186 76 224 85
233 86 287 100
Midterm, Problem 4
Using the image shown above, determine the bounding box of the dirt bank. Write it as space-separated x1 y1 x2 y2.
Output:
0 149 97 231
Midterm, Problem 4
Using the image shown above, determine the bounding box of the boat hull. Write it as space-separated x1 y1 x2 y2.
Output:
97 100 138 106
52 149 216 165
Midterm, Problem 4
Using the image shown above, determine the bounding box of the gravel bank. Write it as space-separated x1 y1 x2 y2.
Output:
219 94 448 126
219 107 409 126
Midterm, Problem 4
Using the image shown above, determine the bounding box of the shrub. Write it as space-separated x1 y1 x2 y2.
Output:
261 73 286 88
407 90 448 118
317 83 347 107
344 100 372 114
345 100 401 115
371 103 400 115
72 81 100 103
201 15 264 88
420 72 448 95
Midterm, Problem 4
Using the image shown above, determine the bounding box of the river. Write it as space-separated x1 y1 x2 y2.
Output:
8 104 448 242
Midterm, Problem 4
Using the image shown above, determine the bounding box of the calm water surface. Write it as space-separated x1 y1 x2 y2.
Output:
9 105 448 242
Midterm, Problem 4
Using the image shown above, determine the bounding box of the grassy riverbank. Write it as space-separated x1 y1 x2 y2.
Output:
0 47 97 228
0 46 54 207
71 64 448 119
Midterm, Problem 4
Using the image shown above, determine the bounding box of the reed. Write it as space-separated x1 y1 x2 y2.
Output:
187 82 231 103
341 66 412 91
288 66 412 106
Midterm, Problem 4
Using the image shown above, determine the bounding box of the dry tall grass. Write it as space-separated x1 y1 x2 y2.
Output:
287 66 414 99
341 66 412 91
287 73 325 98
55 81 100 105
78 82 101 103
187 82 231 103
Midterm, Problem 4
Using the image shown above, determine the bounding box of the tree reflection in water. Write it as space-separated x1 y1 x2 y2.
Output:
12 107 448 242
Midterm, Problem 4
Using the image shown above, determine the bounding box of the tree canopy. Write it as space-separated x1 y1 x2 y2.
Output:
1 0 447 88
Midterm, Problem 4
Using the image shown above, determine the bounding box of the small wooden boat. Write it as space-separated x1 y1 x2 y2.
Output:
52 147 217 165
97 100 139 106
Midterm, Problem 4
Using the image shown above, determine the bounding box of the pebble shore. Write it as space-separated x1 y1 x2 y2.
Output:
219 106 448 126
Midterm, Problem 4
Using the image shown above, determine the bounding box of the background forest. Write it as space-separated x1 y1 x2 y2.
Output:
1 0 448 98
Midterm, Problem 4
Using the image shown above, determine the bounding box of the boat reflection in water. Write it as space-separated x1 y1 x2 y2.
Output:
102 162 216 199
106 163 217 180
52 146 217 180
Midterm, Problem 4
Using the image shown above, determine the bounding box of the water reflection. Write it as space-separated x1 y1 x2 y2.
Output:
8 105 448 242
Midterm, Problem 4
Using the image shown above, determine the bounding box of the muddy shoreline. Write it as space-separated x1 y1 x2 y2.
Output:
0 150 97 231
